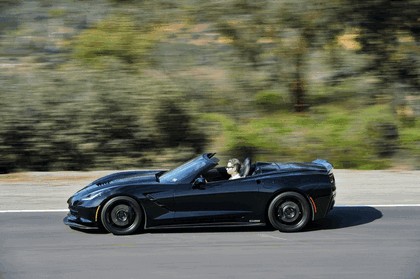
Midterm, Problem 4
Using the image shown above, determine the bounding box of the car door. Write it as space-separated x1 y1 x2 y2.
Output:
172 177 263 225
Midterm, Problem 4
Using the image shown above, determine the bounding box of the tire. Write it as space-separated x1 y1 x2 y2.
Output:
100 196 143 235
267 191 311 232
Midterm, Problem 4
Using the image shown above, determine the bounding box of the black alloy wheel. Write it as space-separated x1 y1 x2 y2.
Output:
268 191 311 232
101 196 143 235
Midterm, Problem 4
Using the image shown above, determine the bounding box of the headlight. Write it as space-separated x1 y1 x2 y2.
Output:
81 192 102 201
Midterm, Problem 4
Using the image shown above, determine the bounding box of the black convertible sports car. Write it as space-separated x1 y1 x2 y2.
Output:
64 153 336 235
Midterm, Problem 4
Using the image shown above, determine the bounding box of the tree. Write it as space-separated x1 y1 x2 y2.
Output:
342 0 420 93
192 0 346 112
154 99 207 153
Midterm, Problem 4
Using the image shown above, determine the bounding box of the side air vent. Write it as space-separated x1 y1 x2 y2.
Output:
96 181 111 187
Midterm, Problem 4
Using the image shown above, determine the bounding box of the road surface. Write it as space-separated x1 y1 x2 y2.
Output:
0 170 419 279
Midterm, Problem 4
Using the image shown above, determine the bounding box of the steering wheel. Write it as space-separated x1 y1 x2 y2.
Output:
241 157 251 178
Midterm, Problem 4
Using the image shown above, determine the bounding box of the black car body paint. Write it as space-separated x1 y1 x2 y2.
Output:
64 153 336 234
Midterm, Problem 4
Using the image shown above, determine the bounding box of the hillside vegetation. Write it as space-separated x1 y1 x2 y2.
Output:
0 0 419 172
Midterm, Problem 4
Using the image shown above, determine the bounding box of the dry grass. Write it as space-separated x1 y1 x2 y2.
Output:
0 171 114 186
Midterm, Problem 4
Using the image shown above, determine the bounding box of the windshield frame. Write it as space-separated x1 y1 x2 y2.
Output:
159 153 219 184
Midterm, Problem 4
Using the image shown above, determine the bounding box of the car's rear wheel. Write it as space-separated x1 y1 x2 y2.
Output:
100 196 142 235
268 191 311 232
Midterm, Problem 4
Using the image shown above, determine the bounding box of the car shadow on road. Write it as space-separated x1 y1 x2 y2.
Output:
147 206 384 234
306 206 383 231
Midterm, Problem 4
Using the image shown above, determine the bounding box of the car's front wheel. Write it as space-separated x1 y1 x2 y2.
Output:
268 191 311 232
100 196 143 235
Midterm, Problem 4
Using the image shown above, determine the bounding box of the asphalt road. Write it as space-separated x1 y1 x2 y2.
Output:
0 207 419 279
1 170 420 279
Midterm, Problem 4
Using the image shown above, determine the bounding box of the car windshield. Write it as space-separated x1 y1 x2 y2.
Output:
159 154 218 184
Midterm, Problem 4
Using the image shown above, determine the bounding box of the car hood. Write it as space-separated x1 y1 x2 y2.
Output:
90 170 166 187
72 170 165 199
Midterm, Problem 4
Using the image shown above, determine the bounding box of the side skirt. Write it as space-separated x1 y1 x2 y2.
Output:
145 222 266 230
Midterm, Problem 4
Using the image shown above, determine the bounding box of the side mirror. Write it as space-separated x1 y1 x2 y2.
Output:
193 177 206 189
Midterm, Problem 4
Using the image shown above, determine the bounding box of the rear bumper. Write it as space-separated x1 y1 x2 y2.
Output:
330 189 336 210
312 190 336 220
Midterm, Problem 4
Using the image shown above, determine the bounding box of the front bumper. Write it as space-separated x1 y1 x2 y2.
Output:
63 203 100 230
63 215 99 230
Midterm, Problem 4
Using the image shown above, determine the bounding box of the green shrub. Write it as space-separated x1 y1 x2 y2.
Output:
366 122 399 157
73 15 162 68
255 90 289 113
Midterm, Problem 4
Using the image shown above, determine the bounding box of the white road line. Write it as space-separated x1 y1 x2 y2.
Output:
0 204 420 214
0 209 68 213
258 233 288 241
336 204 420 207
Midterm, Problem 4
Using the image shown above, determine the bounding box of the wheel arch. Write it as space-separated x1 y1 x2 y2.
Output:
98 194 147 230
265 188 315 225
